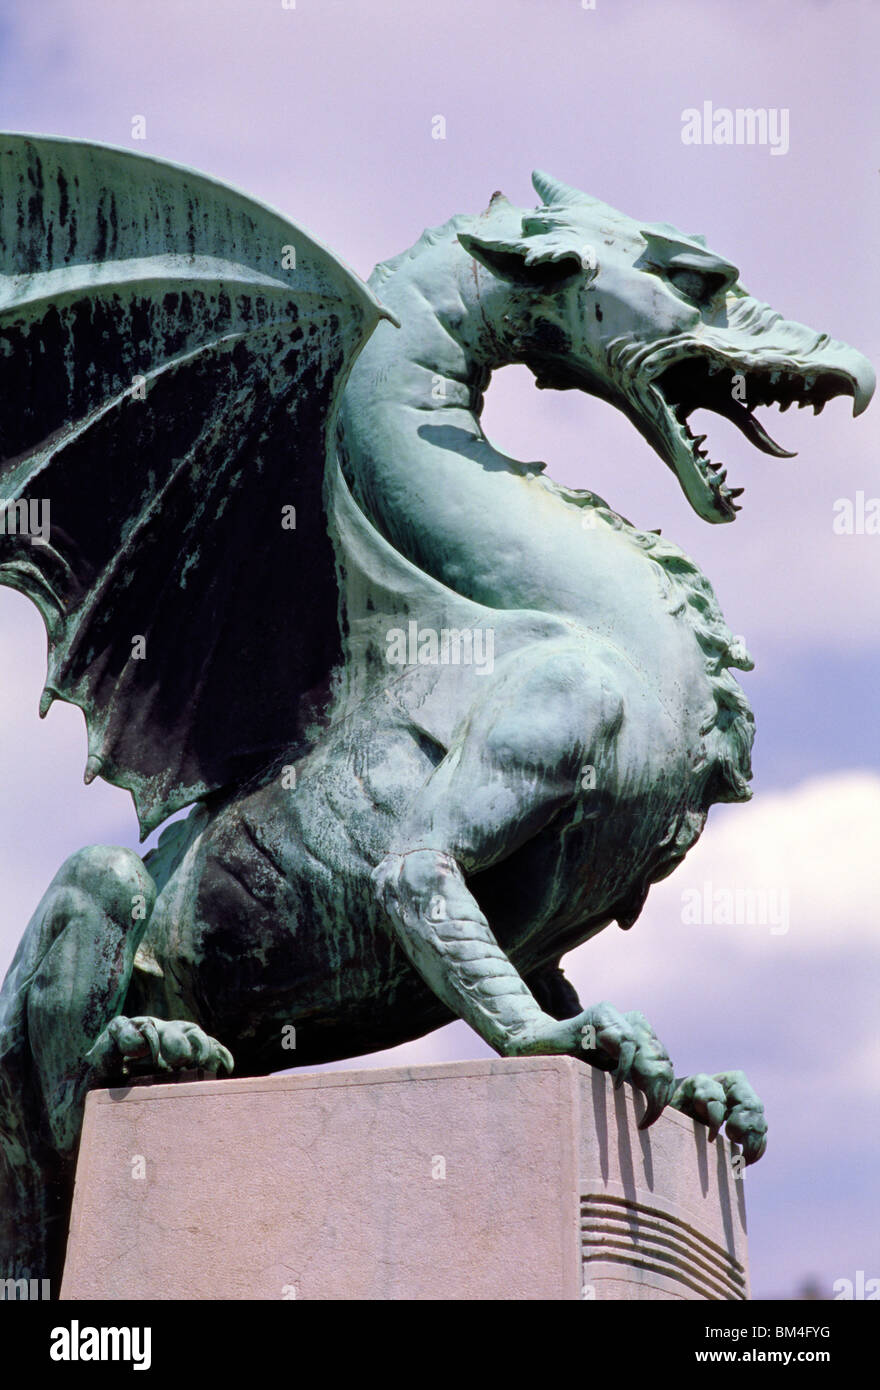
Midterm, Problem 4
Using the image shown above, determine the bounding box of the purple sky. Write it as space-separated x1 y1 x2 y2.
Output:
0 0 878 1299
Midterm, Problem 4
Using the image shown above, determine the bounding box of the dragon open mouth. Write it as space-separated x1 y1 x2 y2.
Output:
645 352 867 521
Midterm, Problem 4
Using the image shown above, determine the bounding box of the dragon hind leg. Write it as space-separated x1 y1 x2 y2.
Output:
0 845 156 1291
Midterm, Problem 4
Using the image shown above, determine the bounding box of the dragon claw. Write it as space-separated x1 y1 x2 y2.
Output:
671 1069 767 1164
638 1074 675 1130
614 1039 637 1089
84 1015 234 1082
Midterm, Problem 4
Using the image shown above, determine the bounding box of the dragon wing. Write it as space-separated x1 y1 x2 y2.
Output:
0 134 389 836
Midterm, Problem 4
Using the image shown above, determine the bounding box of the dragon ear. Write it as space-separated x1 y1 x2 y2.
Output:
458 230 584 285
531 169 584 208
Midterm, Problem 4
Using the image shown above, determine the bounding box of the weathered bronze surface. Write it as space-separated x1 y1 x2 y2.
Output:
0 138 873 1287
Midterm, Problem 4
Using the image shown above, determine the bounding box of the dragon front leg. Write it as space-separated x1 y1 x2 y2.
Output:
374 849 674 1126
372 639 675 1127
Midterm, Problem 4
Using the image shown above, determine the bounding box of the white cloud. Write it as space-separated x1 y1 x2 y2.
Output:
659 771 880 952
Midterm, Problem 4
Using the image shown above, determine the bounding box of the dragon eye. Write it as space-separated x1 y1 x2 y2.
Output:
668 266 726 303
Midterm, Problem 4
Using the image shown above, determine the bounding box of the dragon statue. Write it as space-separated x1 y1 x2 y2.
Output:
0 137 873 1288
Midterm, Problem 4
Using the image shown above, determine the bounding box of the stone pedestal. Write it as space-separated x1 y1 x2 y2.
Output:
60 1057 749 1300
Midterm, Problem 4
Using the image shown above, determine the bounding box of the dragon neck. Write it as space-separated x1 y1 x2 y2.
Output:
338 220 643 617
337 218 754 804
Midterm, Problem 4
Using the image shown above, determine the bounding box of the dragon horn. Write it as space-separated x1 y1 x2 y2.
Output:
531 169 584 208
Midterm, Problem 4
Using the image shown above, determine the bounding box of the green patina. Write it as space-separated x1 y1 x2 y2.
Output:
0 142 873 1289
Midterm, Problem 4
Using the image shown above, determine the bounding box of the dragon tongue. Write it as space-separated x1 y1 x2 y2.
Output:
739 408 798 458
711 397 798 458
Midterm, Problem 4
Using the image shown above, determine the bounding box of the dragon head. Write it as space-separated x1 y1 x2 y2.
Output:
459 171 874 522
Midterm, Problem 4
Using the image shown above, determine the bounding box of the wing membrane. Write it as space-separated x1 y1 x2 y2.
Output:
0 134 387 834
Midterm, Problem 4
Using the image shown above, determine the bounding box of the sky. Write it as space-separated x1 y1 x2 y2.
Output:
0 0 877 1300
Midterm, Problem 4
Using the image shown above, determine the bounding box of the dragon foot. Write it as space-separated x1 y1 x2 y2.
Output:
514 1001 676 1130
671 1069 767 1164
576 1003 676 1129
84 1016 234 1083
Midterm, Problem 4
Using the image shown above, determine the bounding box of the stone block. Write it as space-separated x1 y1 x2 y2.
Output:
61 1057 749 1300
